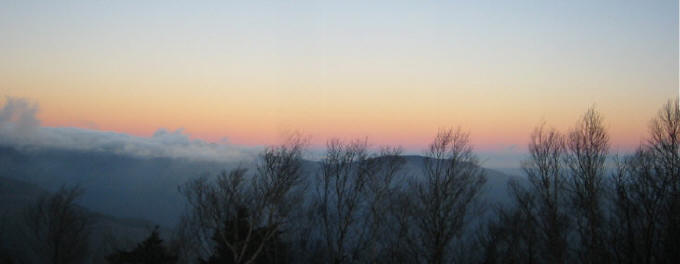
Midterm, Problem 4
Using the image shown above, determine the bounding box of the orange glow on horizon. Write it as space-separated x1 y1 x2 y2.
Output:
2 1 675 156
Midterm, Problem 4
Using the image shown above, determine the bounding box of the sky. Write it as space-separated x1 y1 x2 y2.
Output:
0 0 678 167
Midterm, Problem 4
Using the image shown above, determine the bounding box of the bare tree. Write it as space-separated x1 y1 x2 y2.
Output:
479 183 539 264
411 128 486 264
171 214 204 264
483 124 570 264
24 186 93 264
381 186 419 264
648 99 680 181
315 138 378 264
565 107 610 263
477 120 594 264
609 98 680 264
481 99 680 264
179 136 306 264
356 146 406 263
609 149 664 264
647 98 680 262
522 124 570 263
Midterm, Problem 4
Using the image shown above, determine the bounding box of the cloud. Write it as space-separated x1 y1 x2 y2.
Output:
0 97 258 162
0 96 41 138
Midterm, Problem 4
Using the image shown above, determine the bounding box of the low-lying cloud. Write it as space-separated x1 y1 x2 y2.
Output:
0 97 258 162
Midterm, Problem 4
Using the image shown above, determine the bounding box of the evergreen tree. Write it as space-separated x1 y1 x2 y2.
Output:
106 226 177 264
202 207 289 264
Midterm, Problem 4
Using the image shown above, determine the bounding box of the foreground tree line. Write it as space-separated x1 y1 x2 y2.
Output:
5 98 680 264
480 99 680 264
175 127 486 264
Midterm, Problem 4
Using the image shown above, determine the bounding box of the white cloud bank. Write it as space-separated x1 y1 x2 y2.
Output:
0 97 258 162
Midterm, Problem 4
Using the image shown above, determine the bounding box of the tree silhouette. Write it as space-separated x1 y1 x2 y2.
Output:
523 124 570 263
411 128 486 264
201 207 288 264
482 124 570 264
609 98 680 264
314 139 405 263
481 100 680 264
24 186 93 264
106 226 177 264
565 107 610 263
179 135 306 264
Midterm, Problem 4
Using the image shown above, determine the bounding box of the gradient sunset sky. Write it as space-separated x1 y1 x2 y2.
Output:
1 0 678 158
